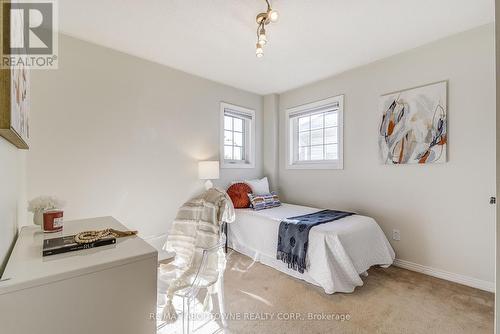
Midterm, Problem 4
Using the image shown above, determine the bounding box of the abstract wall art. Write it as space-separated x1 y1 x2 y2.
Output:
378 81 447 164
0 1 30 149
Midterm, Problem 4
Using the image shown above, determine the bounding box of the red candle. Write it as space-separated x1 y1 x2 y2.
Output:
43 210 64 233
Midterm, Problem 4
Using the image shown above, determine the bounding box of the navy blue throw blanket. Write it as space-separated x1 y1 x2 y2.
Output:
277 210 354 273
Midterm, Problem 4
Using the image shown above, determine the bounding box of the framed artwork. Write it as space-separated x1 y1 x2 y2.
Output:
378 81 447 164
0 0 30 149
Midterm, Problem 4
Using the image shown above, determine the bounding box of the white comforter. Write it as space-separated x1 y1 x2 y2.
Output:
228 204 395 294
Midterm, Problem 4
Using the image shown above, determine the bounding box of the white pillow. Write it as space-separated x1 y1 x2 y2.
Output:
245 177 270 195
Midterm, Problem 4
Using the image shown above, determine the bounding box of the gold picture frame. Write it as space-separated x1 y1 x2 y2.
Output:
0 0 30 150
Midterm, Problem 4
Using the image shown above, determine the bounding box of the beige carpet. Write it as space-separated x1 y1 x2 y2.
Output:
220 250 493 334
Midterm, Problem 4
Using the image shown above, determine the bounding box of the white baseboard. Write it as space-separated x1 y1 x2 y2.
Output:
393 259 494 293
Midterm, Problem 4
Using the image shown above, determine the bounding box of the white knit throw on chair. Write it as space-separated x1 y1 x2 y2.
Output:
161 187 235 323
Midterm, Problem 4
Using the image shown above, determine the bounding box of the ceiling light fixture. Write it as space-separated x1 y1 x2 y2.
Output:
256 44 264 58
255 0 279 58
258 26 267 46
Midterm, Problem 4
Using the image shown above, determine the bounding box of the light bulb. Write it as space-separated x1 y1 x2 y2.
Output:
256 44 264 58
269 9 279 22
258 33 267 46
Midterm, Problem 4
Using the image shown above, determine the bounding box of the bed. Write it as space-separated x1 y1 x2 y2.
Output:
227 203 395 294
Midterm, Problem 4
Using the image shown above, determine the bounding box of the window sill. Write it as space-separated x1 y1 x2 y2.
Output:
221 161 255 169
286 161 343 170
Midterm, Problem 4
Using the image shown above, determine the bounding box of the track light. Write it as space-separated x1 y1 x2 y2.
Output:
258 27 267 46
256 43 264 58
254 0 278 57
268 9 279 22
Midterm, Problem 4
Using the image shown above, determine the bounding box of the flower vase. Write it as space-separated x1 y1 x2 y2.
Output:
33 209 44 227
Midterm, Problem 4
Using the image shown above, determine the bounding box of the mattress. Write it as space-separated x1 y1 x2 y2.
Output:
227 203 395 294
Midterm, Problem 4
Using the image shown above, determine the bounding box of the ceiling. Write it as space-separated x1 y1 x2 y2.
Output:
58 0 494 95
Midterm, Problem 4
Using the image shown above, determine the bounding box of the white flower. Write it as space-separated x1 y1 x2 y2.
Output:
28 196 65 213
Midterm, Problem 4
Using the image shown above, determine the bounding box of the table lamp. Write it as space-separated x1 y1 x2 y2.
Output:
198 161 220 190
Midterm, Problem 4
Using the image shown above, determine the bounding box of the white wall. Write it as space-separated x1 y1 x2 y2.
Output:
495 0 499 329
278 24 496 285
27 34 263 238
0 138 25 276
263 94 279 191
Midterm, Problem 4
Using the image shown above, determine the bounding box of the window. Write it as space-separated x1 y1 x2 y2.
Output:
220 102 255 168
224 114 245 161
287 95 344 169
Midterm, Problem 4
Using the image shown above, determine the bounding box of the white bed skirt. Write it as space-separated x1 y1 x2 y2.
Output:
228 204 395 294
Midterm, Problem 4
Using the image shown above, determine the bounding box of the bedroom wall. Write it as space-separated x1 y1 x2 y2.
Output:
27 34 263 239
263 94 279 191
495 0 499 327
277 24 496 287
0 138 25 276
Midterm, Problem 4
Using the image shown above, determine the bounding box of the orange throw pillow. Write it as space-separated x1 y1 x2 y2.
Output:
227 183 252 208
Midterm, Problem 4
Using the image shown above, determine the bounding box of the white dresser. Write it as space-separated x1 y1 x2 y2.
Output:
0 217 158 334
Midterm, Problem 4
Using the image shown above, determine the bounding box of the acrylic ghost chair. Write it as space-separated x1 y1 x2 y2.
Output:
157 234 228 334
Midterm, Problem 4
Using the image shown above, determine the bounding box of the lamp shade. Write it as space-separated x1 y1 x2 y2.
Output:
198 161 220 180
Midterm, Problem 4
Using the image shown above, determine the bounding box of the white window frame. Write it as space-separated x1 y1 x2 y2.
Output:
220 102 255 169
286 95 344 170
